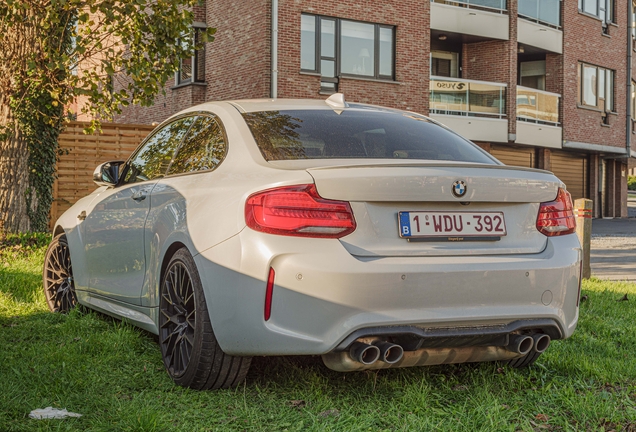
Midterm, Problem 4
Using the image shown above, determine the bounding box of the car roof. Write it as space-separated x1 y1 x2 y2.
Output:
182 96 405 115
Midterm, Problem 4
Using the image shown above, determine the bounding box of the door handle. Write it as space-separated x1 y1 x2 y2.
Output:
77 210 86 220
131 190 147 202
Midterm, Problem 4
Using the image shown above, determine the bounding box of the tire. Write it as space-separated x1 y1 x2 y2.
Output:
506 350 543 368
42 234 77 313
159 247 251 390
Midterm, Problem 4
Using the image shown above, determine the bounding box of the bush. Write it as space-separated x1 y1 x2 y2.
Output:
629 175 636 191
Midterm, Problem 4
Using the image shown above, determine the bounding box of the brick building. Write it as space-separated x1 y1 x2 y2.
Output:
113 0 636 218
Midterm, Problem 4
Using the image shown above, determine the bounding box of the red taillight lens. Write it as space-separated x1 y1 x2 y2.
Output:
536 188 576 237
245 184 356 238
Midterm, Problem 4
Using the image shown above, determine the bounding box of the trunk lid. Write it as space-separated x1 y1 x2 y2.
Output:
307 163 562 257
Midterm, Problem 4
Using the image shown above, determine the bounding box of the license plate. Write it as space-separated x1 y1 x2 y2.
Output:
398 211 507 239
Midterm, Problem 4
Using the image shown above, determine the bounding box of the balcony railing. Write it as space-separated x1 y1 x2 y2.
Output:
430 76 507 119
431 0 507 13
516 86 560 125
518 0 561 28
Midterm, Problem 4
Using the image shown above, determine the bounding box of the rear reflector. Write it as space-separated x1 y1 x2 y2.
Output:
536 188 576 237
576 260 583 307
245 184 356 238
264 267 275 321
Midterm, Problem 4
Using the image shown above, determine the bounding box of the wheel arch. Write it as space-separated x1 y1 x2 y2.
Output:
53 225 66 237
160 241 189 285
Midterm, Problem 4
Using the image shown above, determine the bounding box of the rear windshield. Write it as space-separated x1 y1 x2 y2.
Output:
242 109 496 164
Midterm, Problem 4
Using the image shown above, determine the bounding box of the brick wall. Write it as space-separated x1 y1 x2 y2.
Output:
205 0 271 101
277 0 430 114
562 0 628 149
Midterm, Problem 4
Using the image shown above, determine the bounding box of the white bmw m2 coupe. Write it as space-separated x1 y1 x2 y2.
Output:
43 95 581 390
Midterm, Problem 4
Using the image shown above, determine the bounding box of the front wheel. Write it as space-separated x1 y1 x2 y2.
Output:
42 234 77 313
159 248 251 390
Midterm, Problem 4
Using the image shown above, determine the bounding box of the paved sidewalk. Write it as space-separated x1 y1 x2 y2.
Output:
590 194 636 281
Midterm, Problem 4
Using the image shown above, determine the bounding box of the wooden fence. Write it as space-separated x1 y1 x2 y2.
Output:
51 121 154 226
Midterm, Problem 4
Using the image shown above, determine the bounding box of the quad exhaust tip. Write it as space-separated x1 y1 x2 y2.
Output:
507 334 534 356
350 342 381 365
373 341 404 364
532 334 551 353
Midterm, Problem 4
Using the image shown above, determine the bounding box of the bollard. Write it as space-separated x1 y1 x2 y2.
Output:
574 198 593 279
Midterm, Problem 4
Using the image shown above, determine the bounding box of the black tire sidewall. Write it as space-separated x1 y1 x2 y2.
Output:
159 248 209 387
42 234 76 313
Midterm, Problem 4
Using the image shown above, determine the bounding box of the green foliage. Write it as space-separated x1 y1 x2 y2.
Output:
0 1 214 231
628 175 636 191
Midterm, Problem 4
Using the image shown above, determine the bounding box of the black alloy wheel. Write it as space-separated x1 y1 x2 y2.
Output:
159 259 196 378
43 234 77 313
158 248 251 390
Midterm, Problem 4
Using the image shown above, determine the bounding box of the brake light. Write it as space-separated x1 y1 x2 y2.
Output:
536 188 576 236
245 184 356 238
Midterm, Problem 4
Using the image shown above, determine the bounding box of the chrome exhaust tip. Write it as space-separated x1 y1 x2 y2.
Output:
373 341 404 364
349 342 381 365
532 334 551 353
506 335 534 356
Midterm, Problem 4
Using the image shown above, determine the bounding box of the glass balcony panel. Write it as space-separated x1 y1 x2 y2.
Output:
538 0 560 26
430 77 506 117
519 0 561 27
516 86 560 124
431 0 507 12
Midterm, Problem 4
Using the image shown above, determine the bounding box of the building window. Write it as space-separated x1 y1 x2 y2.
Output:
578 0 615 23
431 51 459 78
578 63 614 113
300 14 395 92
520 60 546 91
177 27 206 85
633 1 636 40
631 81 636 121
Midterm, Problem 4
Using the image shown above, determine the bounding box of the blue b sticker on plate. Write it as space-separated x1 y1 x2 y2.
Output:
399 212 412 237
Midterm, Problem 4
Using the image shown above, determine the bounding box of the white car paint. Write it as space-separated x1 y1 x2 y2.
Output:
52 97 582 368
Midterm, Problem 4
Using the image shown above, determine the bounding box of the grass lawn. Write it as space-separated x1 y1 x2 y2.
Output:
1 234 635 432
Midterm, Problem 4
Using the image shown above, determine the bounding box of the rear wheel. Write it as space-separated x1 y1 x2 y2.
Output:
159 248 251 390
43 234 77 313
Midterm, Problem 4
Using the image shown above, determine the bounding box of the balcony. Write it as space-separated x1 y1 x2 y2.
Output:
517 0 563 53
429 76 508 143
430 1 509 41
516 86 562 148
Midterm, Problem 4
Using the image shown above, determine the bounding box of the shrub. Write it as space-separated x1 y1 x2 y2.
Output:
629 176 636 191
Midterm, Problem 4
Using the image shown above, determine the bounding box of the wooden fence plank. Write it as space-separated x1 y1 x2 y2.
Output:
51 121 153 229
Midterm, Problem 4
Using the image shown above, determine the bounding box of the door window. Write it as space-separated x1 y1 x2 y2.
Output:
167 115 227 175
123 116 195 184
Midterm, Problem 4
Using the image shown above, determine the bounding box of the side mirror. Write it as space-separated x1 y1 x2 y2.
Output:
93 161 125 187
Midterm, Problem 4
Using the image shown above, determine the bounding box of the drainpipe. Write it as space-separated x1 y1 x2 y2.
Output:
271 0 278 99
627 1 632 159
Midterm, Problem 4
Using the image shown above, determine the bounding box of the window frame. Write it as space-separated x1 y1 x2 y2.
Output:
578 62 615 113
165 112 230 178
300 13 396 89
119 114 197 186
176 25 207 86
578 0 615 24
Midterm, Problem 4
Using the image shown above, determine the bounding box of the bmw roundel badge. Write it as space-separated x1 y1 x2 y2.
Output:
452 180 467 198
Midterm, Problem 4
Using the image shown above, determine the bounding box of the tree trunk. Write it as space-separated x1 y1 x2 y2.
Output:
0 94 31 233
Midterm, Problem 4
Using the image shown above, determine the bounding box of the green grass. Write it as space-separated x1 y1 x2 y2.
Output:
1 234 636 431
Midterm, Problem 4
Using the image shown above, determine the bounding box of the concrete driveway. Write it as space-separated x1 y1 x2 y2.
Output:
590 193 636 281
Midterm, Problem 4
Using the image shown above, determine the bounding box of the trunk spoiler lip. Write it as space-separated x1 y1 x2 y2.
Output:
306 162 552 175
266 159 554 176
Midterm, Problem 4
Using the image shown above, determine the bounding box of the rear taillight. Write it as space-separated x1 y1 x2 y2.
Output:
245 184 356 238
536 188 576 237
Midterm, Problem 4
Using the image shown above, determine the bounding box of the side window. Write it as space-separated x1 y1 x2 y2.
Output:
167 115 227 175
123 116 195 184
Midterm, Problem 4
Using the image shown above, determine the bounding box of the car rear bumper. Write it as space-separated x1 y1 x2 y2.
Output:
194 230 581 356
